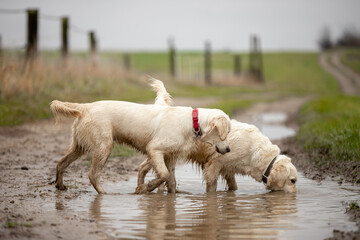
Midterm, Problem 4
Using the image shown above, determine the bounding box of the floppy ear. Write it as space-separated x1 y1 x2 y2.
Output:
209 116 230 141
267 164 290 189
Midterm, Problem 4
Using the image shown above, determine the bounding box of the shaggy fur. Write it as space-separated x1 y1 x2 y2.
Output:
50 87 231 194
138 79 298 193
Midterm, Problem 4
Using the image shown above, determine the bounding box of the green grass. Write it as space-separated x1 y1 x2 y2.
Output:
263 52 339 94
210 98 260 116
0 51 340 126
111 144 138 157
340 48 360 74
297 95 360 163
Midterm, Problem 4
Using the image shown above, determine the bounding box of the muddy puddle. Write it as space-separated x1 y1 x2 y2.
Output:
45 113 360 239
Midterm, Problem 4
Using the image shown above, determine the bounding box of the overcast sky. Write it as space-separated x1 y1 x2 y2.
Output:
0 0 359 52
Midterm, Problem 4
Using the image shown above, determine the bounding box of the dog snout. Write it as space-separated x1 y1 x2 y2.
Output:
215 144 230 155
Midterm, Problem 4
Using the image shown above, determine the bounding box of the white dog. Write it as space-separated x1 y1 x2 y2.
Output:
137 79 298 193
50 83 231 194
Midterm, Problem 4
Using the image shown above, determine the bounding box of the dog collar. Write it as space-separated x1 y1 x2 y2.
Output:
262 155 278 184
192 109 202 138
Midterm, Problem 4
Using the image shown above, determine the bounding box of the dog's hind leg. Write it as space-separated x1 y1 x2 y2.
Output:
224 174 238 191
137 150 169 194
88 143 113 194
204 160 222 192
165 160 176 193
54 145 84 190
137 159 152 186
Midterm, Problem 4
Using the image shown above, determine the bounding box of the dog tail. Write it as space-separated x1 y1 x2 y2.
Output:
50 100 82 122
148 77 174 106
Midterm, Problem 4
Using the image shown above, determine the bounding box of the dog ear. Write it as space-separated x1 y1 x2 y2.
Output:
267 164 290 189
210 116 230 141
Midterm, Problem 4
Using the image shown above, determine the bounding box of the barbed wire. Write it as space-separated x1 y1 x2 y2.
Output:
40 13 60 22
0 8 90 36
70 24 88 35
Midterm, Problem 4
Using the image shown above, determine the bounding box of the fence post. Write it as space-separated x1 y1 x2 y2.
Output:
168 38 176 78
249 35 263 82
26 9 38 60
204 41 212 85
89 31 97 61
234 54 241 77
0 35 2 62
61 17 69 59
123 53 131 71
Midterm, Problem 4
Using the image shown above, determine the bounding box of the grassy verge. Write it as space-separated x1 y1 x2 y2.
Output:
297 95 360 182
340 48 360 74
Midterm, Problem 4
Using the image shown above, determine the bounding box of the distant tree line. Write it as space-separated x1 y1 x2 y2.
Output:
318 26 360 51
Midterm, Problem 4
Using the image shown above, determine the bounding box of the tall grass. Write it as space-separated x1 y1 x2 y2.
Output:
0 55 155 125
297 95 360 163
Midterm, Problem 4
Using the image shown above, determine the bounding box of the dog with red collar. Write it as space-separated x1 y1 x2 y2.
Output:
50 91 231 194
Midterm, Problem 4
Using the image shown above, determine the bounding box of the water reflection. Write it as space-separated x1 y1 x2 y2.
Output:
254 112 296 140
89 190 297 239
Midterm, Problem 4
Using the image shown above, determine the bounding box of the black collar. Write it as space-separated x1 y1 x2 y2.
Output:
262 156 278 184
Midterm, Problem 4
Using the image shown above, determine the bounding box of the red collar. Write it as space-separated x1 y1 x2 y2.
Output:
192 109 202 137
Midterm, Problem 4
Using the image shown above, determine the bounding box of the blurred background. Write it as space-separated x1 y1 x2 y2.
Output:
0 0 359 125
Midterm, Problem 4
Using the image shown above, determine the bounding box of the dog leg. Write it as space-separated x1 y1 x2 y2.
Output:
224 174 238 191
166 162 176 194
54 146 83 190
137 159 152 186
139 151 169 193
204 160 222 192
88 145 112 194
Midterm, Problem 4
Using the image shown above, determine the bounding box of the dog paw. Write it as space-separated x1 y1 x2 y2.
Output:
55 184 68 191
134 184 147 194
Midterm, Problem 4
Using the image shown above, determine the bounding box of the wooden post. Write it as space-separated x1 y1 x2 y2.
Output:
89 31 97 55
26 9 38 60
0 35 2 61
168 38 176 78
61 17 69 59
249 35 263 82
204 41 212 85
249 35 255 78
123 53 131 71
234 54 241 77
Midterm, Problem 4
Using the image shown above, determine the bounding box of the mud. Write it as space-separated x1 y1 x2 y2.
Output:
0 119 145 239
1 96 359 239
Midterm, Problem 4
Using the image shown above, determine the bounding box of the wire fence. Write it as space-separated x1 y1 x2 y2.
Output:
0 8 263 84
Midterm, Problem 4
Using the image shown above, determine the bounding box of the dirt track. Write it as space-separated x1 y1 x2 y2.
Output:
319 50 360 95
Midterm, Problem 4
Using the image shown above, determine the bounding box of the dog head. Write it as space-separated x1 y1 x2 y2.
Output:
201 112 231 155
266 155 298 193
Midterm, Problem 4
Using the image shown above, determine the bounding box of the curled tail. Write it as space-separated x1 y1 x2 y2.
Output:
148 77 174 106
50 100 82 122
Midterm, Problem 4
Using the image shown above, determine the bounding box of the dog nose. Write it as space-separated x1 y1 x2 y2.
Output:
215 146 220 153
226 147 230 153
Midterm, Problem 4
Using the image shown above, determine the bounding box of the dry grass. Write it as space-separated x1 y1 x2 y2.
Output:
0 54 155 125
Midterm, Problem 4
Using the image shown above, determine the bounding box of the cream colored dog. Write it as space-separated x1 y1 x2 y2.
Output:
138 79 298 193
50 85 231 194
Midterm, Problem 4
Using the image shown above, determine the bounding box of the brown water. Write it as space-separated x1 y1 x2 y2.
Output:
45 113 360 239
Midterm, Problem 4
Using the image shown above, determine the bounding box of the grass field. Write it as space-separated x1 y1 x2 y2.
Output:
340 48 360 74
297 95 360 182
298 95 360 162
0 50 339 126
